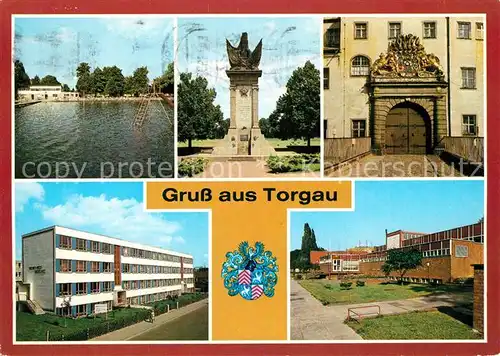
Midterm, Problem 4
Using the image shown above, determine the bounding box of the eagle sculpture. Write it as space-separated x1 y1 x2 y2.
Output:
226 32 262 70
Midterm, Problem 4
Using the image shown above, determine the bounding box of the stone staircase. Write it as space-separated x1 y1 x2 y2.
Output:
26 299 45 315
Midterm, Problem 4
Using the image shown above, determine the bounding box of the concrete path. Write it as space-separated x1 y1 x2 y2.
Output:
327 293 465 321
290 280 362 340
90 299 208 341
328 154 462 177
198 160 320 178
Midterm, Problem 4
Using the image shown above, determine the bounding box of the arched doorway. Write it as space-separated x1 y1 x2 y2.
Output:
385 102 431 154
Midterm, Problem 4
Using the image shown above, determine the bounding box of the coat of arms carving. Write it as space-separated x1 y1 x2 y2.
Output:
371 34 444 79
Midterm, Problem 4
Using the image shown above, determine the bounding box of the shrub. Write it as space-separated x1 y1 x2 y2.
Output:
295 274 303 280
356 280 365 287
340 281 353 290
178 157 208 177
267 154 320 173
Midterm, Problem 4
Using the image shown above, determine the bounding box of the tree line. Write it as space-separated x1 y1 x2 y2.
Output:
14 60 174 98
177 60 320 148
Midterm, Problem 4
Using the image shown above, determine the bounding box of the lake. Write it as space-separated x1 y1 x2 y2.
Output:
15 101 174 178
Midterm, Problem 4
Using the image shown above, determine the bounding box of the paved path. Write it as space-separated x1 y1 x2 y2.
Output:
198 160 320 178
328 154 462 177
90 299 208 341
291 280 362 340
327 293 466 321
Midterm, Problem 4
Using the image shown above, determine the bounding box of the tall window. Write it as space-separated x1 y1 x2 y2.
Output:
59 259 72 272
461 68 476 89
76 238 87 251
323 68 330 89
103 262 112 272
91 282 100 293
91 261 99 273
352 120 366 138
388 22 401 39
423 22 436 38
76 260 87 273
91 241 100 253
59 235 72 249
325 28 340 47
354 23 367 39
351 56 370 76
462 115 477 135
76 304 86 316
457 22 471 39
476 22 484 40
102 281 112 292
101 243 112 254
76 282 87 295
59 283 71 296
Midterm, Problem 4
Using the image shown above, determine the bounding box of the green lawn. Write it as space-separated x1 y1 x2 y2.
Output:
298 279 472 305
177 138 320 148
346 311 481 340
16 306 146 341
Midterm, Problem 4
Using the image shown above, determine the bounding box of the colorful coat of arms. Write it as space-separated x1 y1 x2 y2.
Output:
221 241 278 301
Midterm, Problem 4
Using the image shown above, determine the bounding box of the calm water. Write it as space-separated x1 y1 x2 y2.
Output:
15 101 174 178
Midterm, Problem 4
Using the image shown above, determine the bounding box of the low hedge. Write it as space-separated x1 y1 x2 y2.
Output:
267 154 320 173
178 157 208 177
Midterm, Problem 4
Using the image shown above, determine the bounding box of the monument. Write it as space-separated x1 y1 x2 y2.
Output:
213 32 276 156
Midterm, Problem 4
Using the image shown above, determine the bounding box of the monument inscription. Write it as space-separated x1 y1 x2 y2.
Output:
236 92 252 128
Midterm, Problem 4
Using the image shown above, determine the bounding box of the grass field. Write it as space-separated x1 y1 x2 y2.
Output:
16 306 145 341
346 310 481 340
130 303 208 341
178 138 321 148
298 279 473 305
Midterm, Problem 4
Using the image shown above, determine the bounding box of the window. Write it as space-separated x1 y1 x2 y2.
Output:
324 68 330 89
101 243 112 254
57 306 71 316
91 282 100 293
91 261 99 273
122 247 129 256
76 260 87 273
476 22 484 40
59 283 71 296
352 120 366 138
388 22 401 39
75 304 86 316
91 241 100 253
354 23 367 39
455 245 469 257
462 115 477 135
326 28 340 47
351 56 370 76
102 282 112 292
76 238 87 251
103 262 112 273
123 264 130 273
461 68 476 89
423 22 436 38
76 282 87 295
59 259 72 272
457 22 471 39
59 235 72 249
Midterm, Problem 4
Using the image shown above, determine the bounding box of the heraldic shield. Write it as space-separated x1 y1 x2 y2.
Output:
221 241 278 301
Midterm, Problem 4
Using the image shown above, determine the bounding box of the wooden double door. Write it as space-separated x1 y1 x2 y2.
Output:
385 106 430 154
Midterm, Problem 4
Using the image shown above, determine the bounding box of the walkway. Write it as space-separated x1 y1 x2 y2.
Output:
90 299 208 341
328 154 462 177
327 293 467 321
290 280 362 340
198 160 320 178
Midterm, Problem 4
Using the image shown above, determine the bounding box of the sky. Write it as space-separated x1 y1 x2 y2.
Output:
290 180 485 251
177 17 321 119
14 16 174 89
15 182 209 267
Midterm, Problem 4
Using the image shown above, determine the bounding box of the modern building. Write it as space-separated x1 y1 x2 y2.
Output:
323 16 484 156
315 221 484 284
18 85 80 101
22 226 194 317
15 260 22 282
194 267 209 293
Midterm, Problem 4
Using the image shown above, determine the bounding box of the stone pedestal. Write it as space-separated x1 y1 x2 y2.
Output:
213 70 275 156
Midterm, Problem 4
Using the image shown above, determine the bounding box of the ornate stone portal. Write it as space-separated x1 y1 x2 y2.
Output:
212 33 276 156
369 34 448 155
